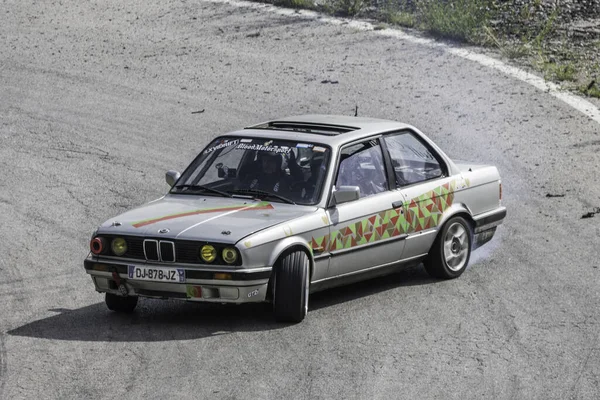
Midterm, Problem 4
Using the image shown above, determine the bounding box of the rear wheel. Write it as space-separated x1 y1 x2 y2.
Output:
273 251 309 323
424 216 472 279
105 293 138 313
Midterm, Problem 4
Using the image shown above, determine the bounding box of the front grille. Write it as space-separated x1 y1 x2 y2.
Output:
159 241 175 262
98 235 241 265
176 241 202 263
126 237 145 259
144 240 160 261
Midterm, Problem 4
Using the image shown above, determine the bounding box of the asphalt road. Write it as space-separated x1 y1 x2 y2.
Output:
1 0 600 399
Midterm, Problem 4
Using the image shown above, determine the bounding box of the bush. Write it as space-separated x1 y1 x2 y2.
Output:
333 0 367 16
416 0 493 42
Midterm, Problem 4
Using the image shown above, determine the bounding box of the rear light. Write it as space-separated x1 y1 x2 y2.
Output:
90 237 106 255
499 182 503 201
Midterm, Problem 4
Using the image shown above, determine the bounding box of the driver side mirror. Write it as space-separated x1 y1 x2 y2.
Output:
165 170 181 187
329 186 360 207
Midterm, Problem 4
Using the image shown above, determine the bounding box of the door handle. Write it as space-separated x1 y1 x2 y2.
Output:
392 200 404 209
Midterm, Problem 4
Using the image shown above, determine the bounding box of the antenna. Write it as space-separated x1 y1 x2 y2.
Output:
354 105 358 117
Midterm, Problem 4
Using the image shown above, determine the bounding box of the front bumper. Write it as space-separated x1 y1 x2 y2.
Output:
84 258 271 303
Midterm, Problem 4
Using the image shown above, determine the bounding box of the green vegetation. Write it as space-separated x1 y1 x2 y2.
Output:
581 81 600 98
378 1 415 28
331 0 367 16
587 87 600 98
380 10 415 28
416 0 491 42
541 61 577 82
255 0 600 99
273 0 316 9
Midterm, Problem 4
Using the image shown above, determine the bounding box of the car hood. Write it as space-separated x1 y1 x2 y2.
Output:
97 195 318 244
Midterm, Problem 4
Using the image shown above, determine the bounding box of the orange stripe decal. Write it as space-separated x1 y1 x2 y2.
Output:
132 202 273 228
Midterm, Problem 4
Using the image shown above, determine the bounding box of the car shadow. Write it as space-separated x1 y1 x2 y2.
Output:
309 263 438 311
8 264 438 342
8 300 281 342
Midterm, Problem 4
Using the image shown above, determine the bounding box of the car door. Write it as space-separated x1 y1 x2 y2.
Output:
381 130 453 260
325 138 407 279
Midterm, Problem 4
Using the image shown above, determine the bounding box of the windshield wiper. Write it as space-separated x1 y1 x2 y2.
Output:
228 188 295 205
172 184 232 197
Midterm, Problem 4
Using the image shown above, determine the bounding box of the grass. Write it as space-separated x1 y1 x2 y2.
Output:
483 26 531 59
586 86 600 98
581 81 600 98
331 0 367 16
273 0 316 9
541 61 577 82
381 10 415 27
416 0 491 43
378 0 416 28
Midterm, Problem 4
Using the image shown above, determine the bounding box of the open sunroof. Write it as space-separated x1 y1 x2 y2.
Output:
246 121 359 136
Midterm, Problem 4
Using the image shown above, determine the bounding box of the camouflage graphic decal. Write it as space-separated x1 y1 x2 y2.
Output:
132 201 274 228
311 181 459 252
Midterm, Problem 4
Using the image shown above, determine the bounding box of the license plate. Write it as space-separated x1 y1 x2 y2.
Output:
128 265 185 283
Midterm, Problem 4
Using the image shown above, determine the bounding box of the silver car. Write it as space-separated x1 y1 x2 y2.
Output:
85 115 506 322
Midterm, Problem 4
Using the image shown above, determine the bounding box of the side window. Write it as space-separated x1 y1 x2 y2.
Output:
383 131 443 186
335 139 388 198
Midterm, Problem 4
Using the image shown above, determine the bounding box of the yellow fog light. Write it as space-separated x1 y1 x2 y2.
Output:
201 245 217 263
222 247 238 264
111 237 128 256
214 273 232 280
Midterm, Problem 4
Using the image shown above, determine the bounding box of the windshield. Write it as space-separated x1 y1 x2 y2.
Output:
172 137 331 205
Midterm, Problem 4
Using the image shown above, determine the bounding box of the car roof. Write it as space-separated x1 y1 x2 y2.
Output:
228 114 415 148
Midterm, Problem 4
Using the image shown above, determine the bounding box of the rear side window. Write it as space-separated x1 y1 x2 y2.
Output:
383 132 444 186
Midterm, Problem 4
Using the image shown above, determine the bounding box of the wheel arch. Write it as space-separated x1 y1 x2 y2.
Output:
266 238 314 300
423 203 475 279
438 203 475 232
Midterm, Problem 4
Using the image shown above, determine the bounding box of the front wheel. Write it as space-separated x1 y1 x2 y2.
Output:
105 293 138 313
273 251 310 323
424 216 472 279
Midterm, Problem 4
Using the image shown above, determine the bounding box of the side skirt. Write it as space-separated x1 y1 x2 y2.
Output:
310 253 427 294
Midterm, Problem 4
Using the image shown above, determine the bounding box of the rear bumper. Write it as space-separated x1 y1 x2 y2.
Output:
84 258 271 303
473 206 506 248
473 206 506 234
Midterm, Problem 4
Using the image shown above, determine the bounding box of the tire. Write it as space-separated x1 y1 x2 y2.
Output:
273 251 310 323
424 216 472 279
105 293 138 313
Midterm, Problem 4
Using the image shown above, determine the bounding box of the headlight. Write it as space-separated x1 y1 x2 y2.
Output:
201 245 216 263
222 247 238 264
111 237 128 256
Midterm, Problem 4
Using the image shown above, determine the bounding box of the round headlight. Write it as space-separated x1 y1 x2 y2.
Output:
201 245 217 263
111 237 128 256
222 247 238 264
